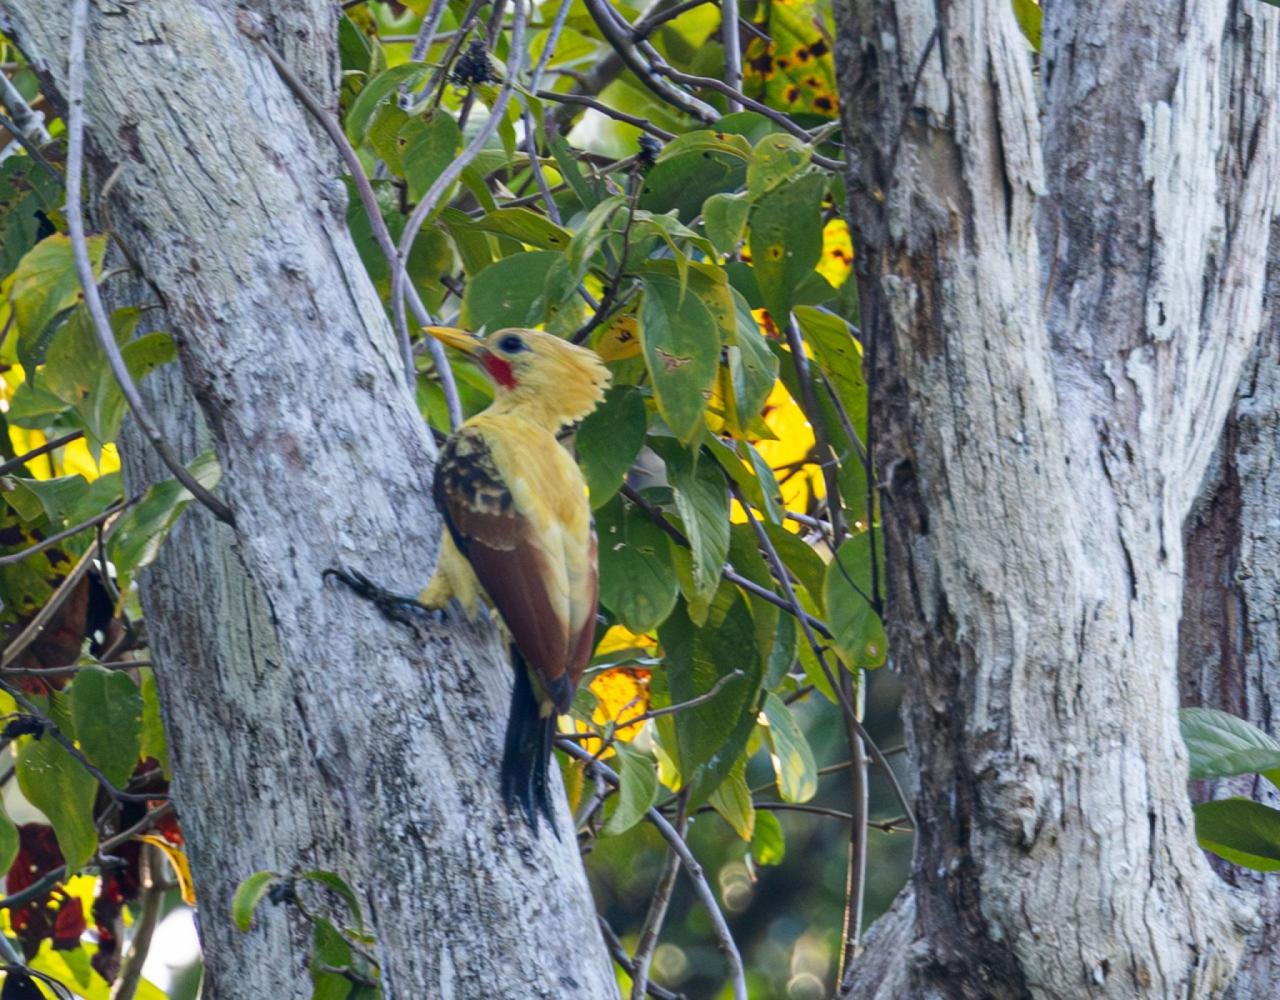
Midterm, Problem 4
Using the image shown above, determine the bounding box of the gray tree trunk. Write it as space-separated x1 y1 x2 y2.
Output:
1179 226 1280 998
3 3 616 998
834 1 1280 997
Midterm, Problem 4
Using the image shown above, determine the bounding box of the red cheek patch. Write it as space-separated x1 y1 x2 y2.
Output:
482 352 518 389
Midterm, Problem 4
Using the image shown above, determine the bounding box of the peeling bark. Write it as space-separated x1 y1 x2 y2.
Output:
835 1 1279 996
5 3 615 997
1179 224 1280 998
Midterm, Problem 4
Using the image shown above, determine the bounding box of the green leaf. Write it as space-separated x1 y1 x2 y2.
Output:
139 668 170 778
109 450 222 575
639 273 720 443
795 306 865 443
577 386 647 509
746 133 812 200
1194 798 1280 871
751 809 785 866
1180 708 1280 787
367 103 412 174
659 589 763 804
469 207 572 250
310 917 356 1000
11 234 106 370
652 440 730 617
762 521 826 607
346 63 425 144
748 172 824 323
725 289 778 436
709 760 755 840
461 250 563 332
1012 0 1043 51
596 493 679 633
824 534 888 668
302 870 364 930
17 736 98 872
0 154 63 278
0 803 18 876
232 871 278 931
761 693 817 803
657 131 753 162
604 744 659 835
68 666 143 788
639 137 748 221
400 113 461 202
702 192 750 256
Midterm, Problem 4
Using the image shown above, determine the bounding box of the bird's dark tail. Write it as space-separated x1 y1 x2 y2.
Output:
500 647 558 837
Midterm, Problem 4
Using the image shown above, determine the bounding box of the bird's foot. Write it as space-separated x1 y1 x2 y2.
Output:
324 567 433 636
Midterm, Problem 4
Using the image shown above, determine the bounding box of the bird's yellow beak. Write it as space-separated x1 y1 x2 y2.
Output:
422 326 483 355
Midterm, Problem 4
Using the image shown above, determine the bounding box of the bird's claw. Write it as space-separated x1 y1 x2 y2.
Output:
324 566 433 637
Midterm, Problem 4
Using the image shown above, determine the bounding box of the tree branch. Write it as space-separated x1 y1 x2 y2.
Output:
66 0 235 526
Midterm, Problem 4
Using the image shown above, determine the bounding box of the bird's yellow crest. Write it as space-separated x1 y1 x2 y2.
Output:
423 326 610 431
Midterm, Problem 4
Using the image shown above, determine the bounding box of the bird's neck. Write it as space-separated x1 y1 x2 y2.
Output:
484 387 596 432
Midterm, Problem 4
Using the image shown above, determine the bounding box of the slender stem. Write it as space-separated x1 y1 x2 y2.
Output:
581 0 718 122
529 0 573 92
536 90 675 141
620 483 834 639
633 0 717 39
629 669 742 726
0 498 131 567
1 538 99 669
109 845 163 1000
394 0 527 359
0 69 50 146
558 739 748 1000
244 21 461 424
727 479 915 830
398 0 451 105
3 659 152 678
720 0 741 113
0 430 85 478
67 0 235 526
630 795 689 1000
598 918 687 1000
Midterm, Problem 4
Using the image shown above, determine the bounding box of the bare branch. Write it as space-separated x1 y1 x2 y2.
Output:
0 69 50 146
67 0 235 526
109 845 163 1000
245 21 462 428
0 498 132 568
559 738 748 1000
720 0 742 113
630 795 688 1000
0 430 84 478
598 918 688 1000
581 0 718 122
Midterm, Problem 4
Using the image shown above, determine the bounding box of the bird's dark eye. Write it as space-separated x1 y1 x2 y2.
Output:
498 334 528 354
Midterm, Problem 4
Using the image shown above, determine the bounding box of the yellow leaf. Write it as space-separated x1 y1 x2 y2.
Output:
138 834 197 906
816 218 853 288
573 666 651 757
594 314 641 361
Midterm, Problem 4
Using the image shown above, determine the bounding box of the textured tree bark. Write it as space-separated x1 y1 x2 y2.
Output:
834 1 1279 997
1179 225 1280 998
4 3 616 998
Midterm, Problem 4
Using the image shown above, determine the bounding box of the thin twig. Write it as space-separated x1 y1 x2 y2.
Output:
109 845 163 1000
727 480 915 831
244 19 462 427
633 0 717 39
581 0 718 122
620 483 834 639
393 0 527 401
0 430 85 478
598 918 687 1000
0 498 132 567
67 0 235 526
648 65 843 171
3 659 152 679
628 669 743 726
0 69 50 146
398 0 451 107
559 740 747 1000
0 804 174 913
1 538 99 669
630 794 688 1000
720 0 741 113
536 91 676 141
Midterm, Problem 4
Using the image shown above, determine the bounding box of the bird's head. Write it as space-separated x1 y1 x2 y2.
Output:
423 326 610 429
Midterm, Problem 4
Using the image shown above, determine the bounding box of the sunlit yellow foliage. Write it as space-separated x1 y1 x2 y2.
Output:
816 219 853 289
572 664 651 758
0 364 118 481
733 381 824 529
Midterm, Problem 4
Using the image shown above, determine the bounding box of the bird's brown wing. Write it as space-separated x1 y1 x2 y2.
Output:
433 426 575 712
